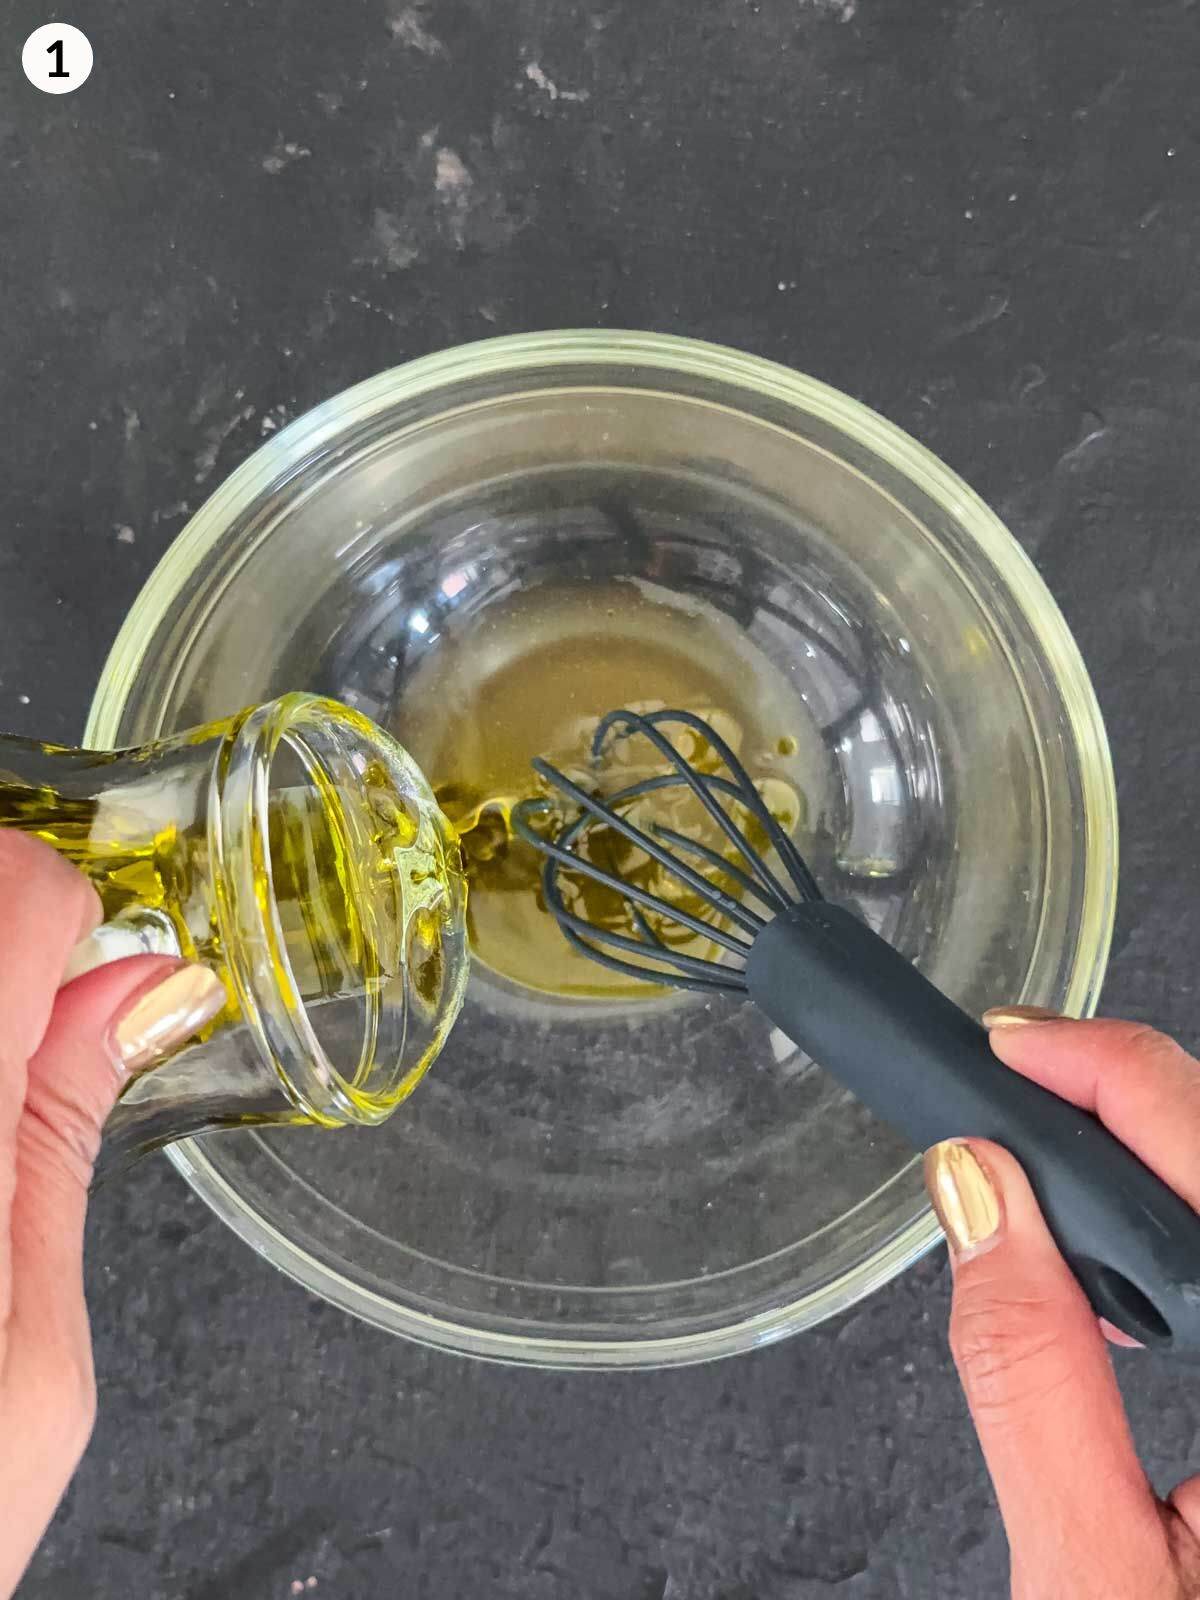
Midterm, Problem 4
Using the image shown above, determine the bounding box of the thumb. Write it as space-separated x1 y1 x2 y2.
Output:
925 1139 1175 1595
23 955 225 1183
13 955 226 1343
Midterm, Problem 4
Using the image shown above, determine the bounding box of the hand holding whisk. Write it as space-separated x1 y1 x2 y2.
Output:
515 707 1200 1353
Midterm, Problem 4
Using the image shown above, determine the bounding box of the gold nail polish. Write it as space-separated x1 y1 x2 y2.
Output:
109 965 228 1076
924 1141 1002 1260
981 1004 1062 1030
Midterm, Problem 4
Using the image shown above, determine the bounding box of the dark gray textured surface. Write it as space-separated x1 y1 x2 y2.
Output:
3 0 1200 1594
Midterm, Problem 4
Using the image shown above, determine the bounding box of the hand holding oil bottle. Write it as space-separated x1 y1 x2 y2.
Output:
0 695 469 1173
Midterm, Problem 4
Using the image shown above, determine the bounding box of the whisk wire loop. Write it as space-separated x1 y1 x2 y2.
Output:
529 760 764 940
592 710 795 910
557 924 748 993
511 709 825 994
595 709 823 904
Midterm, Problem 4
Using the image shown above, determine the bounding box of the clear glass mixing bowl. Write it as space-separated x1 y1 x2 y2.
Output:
86 332 1117 1367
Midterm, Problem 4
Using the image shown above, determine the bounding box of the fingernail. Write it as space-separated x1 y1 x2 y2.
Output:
924 1141 1002 1262
982 1004 1062 1030
107 964 227 1077
1099 1317 1145 1351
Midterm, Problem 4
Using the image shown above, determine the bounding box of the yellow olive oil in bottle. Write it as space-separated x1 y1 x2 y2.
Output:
0 695 469 1172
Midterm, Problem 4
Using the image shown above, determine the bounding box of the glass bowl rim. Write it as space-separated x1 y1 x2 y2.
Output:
85 329 1118 1368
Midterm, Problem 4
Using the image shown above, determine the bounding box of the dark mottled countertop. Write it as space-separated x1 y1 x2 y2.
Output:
3 0 1200 1594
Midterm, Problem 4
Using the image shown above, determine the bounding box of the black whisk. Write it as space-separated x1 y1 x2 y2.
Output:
513 707 1200 1354
513 707 821 994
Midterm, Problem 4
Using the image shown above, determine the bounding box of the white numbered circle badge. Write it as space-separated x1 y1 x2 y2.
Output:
23 24 93 94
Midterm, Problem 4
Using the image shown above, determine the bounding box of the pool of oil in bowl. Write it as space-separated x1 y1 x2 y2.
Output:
397 578 816 999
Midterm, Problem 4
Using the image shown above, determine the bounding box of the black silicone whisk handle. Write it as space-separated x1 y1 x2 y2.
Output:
745 902 1200 1351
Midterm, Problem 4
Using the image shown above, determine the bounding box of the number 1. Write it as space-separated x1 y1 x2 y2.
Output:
47 39 68 77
